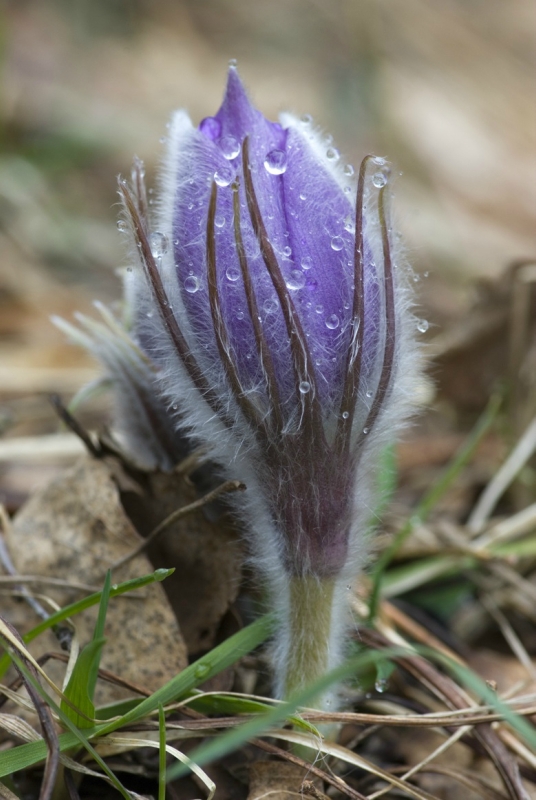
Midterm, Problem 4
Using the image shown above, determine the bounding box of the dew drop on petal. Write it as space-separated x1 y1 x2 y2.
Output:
344 164 355 177
184 276 199 294
220 135 241 160
148 231 169 258
214 167 233 187
299 192 307 201
300 113 313 124
299 381 311 394
344 216 355 234
325 313 340 330
117 220 127 233
214 214 226 228
344 186 352 195
372 156 387 166
286 269 305 290
342 410 350 419
226 267 240 282
228 58 238 68
282 245 292 257
326 147 340 161
263 298 278 314
264 149 287 175
366 390 373 398
315 304 324 314
363 427 370 434
372 170 389 188
306 277 318 290
417 319 429 333
331 236 344 251
236 310 244 320
375 678 387 693
301 255 312 270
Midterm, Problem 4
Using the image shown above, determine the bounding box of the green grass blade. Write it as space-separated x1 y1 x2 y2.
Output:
0 612 275 777
88 569 111 699
0 568 174 678
60 637 106 728
158 704 166 800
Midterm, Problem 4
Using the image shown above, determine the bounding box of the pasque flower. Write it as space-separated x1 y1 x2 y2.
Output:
62 66 418 708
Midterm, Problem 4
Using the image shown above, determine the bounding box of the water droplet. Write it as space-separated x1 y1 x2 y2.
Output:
374 678 387 693
117 220 127 233
263 298 278 314
299 381 311 394
226 267 240 282
315 304 324 314
372 170 389 188
372 156 387 166
282 245 292 257
417 319 429 333
326 147 340 161
301 256 312 270
363 427 369 434
331 236 344 251
344 216 355 234
214 167 233 187
366 390 373 398
344 186 352 195
423 271 429 278
300 113 313 124
126 266 132 273
286 269 305 290
299 192 307 201
184 276 199 294
344 164 355 177
228 58 237 68
326 314 340 329
342 410 350 419
236 310 244 320
194 662 211 679
214 214 226 228
306 277 318 290
159 136 167 144
220 135 241 160
171 404 178 410
264 149 287 175
148 231 169 258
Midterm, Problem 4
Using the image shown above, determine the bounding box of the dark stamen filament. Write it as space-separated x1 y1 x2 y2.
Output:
232 180 284 434
335 155 373 456
356 182 396 449
242 137 323 439
118 179 230 424
206 182 266 433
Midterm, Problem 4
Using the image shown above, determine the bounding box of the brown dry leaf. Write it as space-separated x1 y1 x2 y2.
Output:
122 467 243 655
247 761 317 800
3 456 187 704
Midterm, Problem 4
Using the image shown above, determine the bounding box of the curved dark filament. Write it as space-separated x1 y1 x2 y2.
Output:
131 157 149 223
242 137 324 441
355 183 396 453
206 181 266 433
334 155 373 456
118 178 231 425
232 180 284 434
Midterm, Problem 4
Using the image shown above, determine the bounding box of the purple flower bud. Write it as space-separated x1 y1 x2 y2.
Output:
112 67 418 707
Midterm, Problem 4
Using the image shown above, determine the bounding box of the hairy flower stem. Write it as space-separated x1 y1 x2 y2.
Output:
282 576 337 708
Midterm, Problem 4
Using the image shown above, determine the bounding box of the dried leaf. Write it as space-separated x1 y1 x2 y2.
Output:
3 457 187 704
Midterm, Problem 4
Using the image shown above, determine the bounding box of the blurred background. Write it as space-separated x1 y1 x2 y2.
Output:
0 0 535 501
